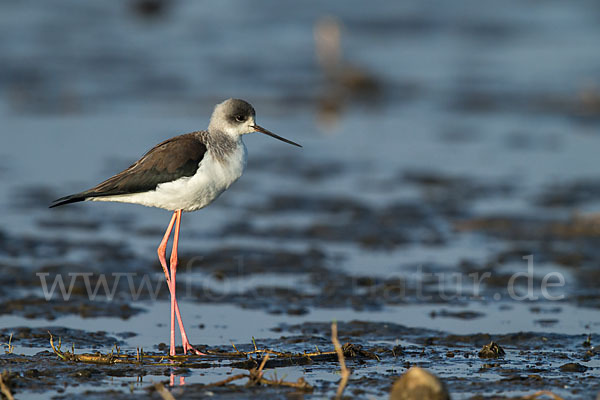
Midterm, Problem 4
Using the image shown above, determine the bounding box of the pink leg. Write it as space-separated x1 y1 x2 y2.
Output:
169 212 178 356
158 214 185 327
158 212 205 356
158 212 177 281
158 212 180 355
166 210 205 356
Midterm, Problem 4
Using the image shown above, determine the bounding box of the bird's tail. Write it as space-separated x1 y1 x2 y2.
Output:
49 193 89 208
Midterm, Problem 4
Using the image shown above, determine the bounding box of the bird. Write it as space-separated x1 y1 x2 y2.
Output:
313 17 381 130
49 98 301 356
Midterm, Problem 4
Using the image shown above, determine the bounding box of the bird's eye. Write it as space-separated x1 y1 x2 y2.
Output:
235 115 246 122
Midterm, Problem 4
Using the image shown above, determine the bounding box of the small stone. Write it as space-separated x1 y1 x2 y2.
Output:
342 343 362 357
559 362 588 372
286 307 309 316
392 344 404 356
390 367 450 400
582 334 591 348
478 341 505 359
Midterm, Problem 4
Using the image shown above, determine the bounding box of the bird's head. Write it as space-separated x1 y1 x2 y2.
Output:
209 98 301 147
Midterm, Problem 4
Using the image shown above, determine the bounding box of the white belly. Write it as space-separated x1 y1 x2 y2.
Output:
91 141 247 212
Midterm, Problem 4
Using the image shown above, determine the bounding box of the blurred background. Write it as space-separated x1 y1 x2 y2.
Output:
1 0 600 396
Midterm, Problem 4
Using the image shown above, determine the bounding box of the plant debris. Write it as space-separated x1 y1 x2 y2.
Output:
478 341 506 359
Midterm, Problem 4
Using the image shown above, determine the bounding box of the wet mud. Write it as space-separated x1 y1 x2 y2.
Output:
0 321 597 399
2 171 600 398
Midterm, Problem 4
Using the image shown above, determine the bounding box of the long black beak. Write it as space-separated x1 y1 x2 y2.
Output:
252 125 302 147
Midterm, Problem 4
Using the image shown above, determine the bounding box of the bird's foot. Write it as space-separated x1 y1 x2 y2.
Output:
183 341 206 356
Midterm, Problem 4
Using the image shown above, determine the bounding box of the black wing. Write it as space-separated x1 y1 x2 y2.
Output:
50 132 207 208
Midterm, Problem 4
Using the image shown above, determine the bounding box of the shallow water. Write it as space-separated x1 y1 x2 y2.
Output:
1 0 600 398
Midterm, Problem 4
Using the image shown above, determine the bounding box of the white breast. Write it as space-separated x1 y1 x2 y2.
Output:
91 140 248 212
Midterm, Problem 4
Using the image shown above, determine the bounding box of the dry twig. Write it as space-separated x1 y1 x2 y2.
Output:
247 354 270 385
46 330 323 392
208 374 249 387
2 334 14 355
331 321 350 399
523 391 565 400
207 352 312 391
257 354 269 375
49 332 116 364
154 382 176 400
0 372 14 400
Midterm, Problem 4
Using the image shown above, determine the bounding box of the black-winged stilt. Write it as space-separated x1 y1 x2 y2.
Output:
50 98 301 356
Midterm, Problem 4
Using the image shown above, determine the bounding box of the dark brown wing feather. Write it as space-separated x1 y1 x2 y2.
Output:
50 132 207 207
